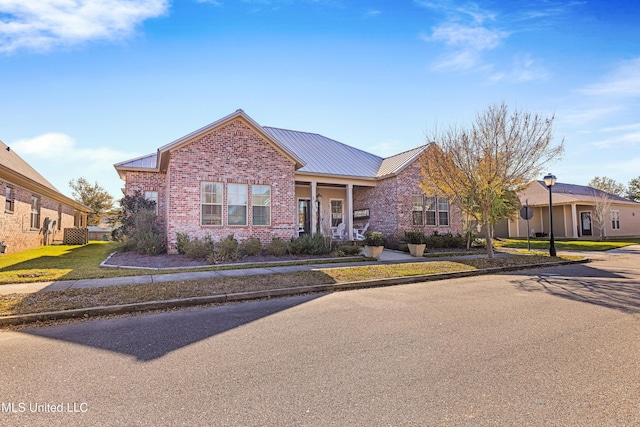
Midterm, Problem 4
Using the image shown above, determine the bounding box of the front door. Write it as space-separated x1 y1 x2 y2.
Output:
581 212 592 236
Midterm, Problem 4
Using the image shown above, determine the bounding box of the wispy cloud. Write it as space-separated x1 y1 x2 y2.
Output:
196 0 223 5
421 23 508 71
580 58 640 97
489 54 549 83
364 9 381 18
0 0 169 54
590 127 640 148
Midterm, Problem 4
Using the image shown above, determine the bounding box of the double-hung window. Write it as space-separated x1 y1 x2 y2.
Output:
201 182 222 225
611 210 620 230
412 195 424 226
228 184 248 226
145 191 159 214
331 200 344 227
252 185 271 226
5 186 14 212
438 198 450 226
30 196 40 229
425 197 437 226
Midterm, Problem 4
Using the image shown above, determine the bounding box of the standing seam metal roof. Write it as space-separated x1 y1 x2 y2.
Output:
262 127 384 178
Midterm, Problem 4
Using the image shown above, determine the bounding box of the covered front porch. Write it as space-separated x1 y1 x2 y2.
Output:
294 175 376 241
508 203 598 239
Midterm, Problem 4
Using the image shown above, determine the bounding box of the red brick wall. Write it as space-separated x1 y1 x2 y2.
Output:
353 158 463 239
0 180 77 253
125 118 298 253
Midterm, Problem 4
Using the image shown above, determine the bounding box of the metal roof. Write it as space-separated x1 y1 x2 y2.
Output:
114 111 428 182
521 181 639 206
115 153 158 169
377 145 428 178
262 127 384 178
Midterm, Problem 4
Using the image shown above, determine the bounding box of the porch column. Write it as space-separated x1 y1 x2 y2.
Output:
346 184 353 240
311 181 318 235
571 204 578 238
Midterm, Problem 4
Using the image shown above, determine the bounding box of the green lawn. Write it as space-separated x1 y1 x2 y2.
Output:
493 238 640 251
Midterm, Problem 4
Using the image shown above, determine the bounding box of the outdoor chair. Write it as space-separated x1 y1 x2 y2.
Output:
331 223 346 240
353 222 369 241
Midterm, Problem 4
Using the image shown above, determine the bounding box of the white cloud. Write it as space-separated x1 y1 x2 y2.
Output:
489 54 549 83
0 0 169 54
10 132 142 197
590 130 640 148
581 58 640 97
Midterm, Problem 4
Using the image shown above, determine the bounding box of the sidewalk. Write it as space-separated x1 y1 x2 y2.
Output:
0 249 510 296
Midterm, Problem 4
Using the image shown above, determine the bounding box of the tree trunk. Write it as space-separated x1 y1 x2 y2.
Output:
484 206 494 259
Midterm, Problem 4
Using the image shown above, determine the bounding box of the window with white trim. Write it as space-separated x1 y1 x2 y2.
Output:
30 196 40 229
438 198 450 226
425 196 437 226
611 210 620 230
331 199 344 227
412 195 424 226
5 186 14 212
145 191 158 214
228 184 247 226
252 185 271 226
201 182 223 225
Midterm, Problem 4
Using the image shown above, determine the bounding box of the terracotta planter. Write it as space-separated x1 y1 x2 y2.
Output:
407 243 426 257
364 245 384 260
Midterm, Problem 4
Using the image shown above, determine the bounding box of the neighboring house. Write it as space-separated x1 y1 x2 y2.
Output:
505 181 640 239
0 140 91 253
114 109 462 253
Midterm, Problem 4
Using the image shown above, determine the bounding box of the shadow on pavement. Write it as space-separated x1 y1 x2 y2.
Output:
23 294 323 362
511 264 640 314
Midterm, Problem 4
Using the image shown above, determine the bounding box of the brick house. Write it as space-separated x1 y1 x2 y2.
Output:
114 110 462 253
0 140 90 253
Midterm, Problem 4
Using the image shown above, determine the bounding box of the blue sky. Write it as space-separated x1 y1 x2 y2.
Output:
1 0 639 199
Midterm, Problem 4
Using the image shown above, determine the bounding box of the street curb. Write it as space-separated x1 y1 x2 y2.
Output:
0 259 589 327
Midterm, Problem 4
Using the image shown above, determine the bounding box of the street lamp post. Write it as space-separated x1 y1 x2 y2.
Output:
543 173 557 257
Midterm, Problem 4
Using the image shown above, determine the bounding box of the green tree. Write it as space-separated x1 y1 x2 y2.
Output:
587 176 626 197
627 177 640 202
420 102 564 258
68 177 115 226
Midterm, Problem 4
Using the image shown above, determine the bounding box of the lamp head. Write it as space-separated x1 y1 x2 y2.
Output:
543 173 557 188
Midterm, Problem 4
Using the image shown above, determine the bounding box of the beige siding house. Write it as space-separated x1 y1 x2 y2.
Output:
0 140 91 253
115 110 462 253
507 181 640 239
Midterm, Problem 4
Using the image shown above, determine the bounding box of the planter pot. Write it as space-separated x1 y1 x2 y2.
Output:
407 243 426 257
364 245 384 260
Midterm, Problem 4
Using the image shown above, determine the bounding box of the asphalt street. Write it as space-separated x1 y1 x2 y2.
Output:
1 249 638 426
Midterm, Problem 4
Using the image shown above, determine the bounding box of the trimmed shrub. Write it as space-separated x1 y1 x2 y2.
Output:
241 237 263 256
183 236 214 259
267 238 288 256
426 231 466 249
288 234 333 255
135 231 166 255
216 234 239 261
175 232 190 255
333 241 364 257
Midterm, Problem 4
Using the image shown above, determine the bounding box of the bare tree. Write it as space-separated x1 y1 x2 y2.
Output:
591 189 613 241
587 176 626 197
420 102 564 258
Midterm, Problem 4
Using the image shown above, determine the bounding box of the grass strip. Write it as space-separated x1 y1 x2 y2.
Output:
0 255 579 316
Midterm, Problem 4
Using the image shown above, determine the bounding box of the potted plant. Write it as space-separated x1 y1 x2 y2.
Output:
363 231 384 260
404 231 426 257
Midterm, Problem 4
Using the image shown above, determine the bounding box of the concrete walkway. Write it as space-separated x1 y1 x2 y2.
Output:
0 249 511 296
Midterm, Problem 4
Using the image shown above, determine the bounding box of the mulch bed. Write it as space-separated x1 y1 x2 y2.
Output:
104 251 335 269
